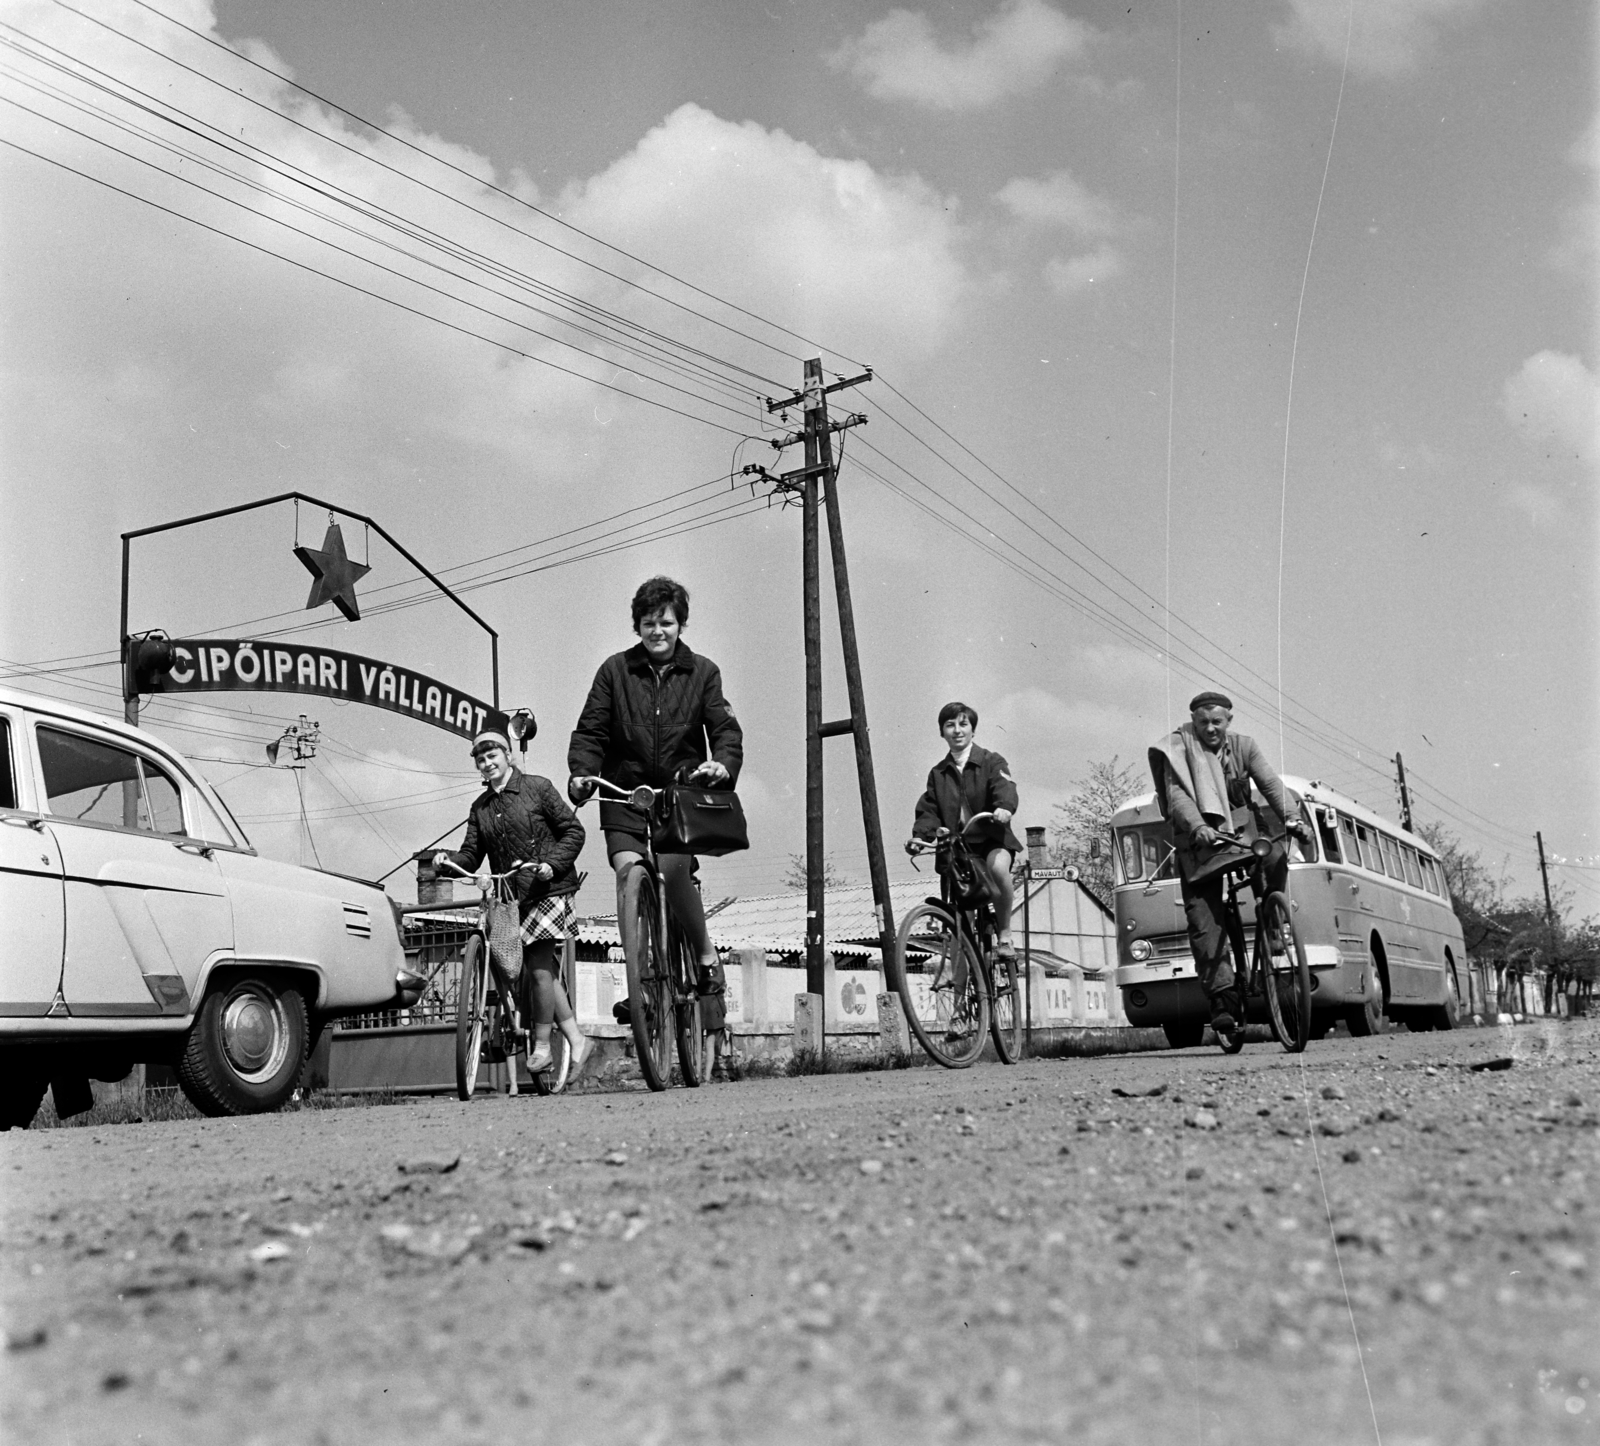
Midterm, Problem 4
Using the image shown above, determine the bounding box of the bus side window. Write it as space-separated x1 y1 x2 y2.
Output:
1419 855 1442 896
1340 815 1363 869
1315 805 1341 862
1381 833 1405 881
1400 844 1423 889
1119 831 1144 882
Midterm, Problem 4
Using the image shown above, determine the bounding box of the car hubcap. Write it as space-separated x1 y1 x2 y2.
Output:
222 990 287 1081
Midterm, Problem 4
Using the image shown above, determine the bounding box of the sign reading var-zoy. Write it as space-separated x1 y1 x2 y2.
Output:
153 639 493 741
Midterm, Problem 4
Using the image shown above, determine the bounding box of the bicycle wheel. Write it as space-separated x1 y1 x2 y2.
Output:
1259 891 1312 1053
619 865 674 1091
988 945 1024 1064
894 902 989 1068
455 934 490 1100
665 921 707 1087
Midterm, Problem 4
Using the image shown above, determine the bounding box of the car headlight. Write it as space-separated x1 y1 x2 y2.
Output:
1128 939 1153 962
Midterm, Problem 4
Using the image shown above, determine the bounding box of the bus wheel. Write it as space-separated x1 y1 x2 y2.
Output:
1423 959 1462 1032
1344 960 1385 1038
1163 1020 1205 1050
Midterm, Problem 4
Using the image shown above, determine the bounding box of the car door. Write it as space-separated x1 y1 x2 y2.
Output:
34 719 232 1017
0 711 65 1016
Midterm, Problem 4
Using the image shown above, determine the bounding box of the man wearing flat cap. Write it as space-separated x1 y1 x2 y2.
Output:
1147 692 1309 1047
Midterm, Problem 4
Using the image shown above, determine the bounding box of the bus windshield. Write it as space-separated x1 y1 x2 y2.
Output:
1116 825 1177 884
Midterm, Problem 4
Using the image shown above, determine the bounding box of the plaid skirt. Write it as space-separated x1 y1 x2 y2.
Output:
520 894 575 945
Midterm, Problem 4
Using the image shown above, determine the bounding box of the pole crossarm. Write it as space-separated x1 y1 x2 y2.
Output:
120 490 500 706
764 368 873 416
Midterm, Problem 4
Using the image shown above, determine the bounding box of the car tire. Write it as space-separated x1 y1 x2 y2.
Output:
177 976 310 1117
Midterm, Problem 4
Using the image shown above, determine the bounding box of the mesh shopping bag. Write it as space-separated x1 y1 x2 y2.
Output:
487 876 523 981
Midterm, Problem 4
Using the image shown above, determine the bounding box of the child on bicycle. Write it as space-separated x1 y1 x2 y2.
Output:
911 701 1023 960
435 713 590 1077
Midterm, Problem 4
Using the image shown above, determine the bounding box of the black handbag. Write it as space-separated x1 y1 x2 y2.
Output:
652 778 749 857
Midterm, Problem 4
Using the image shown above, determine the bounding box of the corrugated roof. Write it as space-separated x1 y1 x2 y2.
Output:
703 880 935 949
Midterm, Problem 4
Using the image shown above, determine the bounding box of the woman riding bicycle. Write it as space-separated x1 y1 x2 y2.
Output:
912 701 1022 961
435 713 589 1076
566 576 743 1014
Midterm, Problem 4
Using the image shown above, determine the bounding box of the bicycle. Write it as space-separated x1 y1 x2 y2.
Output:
892 813 1024 1069
1207 831 1313 1054
572 776 714 1092
437 860 571 1099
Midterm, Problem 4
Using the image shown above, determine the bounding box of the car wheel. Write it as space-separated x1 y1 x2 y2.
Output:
177 976 310 1117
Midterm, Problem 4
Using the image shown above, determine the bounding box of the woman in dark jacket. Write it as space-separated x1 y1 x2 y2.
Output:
567 576 742 985
436 713 589 1076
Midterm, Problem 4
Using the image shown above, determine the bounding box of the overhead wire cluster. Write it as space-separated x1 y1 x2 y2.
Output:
0 0 1571 901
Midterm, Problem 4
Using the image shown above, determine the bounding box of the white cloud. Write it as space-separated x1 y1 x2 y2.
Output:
1500 351 1599 465
995 171 1118 238
560 105 975 358
1551 111 1599 276
1043 246 1123 297
1273 0 1487 79
828 0 1090 112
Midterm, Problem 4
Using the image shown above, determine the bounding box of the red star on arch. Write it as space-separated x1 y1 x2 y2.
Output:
294 522 371 622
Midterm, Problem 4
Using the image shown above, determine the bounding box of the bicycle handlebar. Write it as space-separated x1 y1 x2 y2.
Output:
434 858 531 882
570 776 659 812
905 811 1001 855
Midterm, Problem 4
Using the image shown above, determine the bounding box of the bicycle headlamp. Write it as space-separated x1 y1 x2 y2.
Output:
629 785 656 812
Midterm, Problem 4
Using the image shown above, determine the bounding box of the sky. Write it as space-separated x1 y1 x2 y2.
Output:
1 0 1595 919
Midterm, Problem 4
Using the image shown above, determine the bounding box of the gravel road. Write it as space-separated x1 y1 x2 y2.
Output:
3 1019 1596 1445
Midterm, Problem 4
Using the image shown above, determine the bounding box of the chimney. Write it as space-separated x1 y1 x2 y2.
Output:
1025 826 1047 870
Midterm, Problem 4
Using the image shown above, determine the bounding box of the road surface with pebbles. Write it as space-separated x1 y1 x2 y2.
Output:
3 1019 1597 1445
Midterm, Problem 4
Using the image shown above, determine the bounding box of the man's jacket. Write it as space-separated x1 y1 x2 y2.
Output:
443 769 585 909
567 640 743 797
913 744 1023 857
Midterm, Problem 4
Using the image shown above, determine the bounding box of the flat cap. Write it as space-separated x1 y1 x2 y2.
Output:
1188 690 1233 712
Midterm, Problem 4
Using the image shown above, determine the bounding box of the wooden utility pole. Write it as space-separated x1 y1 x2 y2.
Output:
1394 752 1413 832
1537 831 1557 928
762 359 895 1056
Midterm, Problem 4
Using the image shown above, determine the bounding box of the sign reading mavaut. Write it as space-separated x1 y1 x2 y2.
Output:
152 639 493 740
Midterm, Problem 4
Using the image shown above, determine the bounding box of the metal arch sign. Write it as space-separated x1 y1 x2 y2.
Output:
151 639 494 741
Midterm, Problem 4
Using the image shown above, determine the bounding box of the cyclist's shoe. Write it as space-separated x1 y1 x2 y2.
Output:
994 940 1017 962
568 1033 593 1077
527 1043 554 1074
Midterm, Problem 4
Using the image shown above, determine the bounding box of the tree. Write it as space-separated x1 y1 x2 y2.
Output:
1049 756 1143 908
1416 821 1510 956
780 853 847 891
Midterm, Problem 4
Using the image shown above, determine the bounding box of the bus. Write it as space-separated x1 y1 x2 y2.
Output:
1110 776 1467 1048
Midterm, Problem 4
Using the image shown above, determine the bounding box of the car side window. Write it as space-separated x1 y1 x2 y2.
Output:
0 717 15 811
37 726 186 836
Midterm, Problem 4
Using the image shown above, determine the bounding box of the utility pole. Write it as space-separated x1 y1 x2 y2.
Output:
760 359 894 1058
1537 831 1557 928
1394 752 1413 832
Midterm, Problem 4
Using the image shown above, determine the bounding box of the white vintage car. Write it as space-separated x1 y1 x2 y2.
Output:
0 685 419 1125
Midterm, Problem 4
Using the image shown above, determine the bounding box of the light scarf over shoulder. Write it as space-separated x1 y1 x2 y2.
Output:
1148 722 1230 825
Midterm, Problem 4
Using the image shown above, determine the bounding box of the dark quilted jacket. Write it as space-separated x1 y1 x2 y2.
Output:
443 770 585 908
567 641 742 796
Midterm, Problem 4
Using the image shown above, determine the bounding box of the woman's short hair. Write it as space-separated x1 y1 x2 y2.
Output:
937 700 977 730
631 575 690 630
